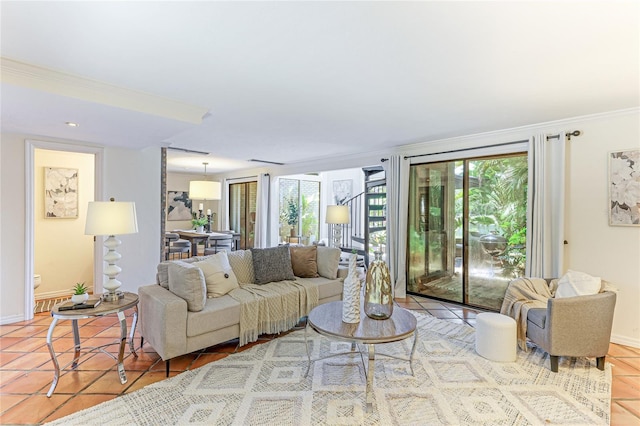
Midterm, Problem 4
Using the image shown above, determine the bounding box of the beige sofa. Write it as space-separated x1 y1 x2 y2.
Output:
139 245 345 375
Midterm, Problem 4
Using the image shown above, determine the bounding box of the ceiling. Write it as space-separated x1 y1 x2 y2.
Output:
1 1 638 174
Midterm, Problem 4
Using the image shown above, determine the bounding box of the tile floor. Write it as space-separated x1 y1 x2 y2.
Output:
1 295 639 425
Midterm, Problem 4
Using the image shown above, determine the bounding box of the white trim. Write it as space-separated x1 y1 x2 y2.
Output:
611 334 640 349
25 139 103 321
0 314 25 326
2 57 208 124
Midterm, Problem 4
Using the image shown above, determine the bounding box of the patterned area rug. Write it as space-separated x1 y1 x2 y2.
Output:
34 297 70 314
46 312 611 425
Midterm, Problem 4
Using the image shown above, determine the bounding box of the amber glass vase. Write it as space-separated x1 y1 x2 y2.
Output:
364 251 393 319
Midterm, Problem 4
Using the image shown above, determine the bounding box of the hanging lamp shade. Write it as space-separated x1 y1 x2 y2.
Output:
189 161 222 200
189 180 221 200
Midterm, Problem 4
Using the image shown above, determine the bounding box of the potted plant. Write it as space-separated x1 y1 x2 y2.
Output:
286 198 299 236
192 216 208 233
71 282 89 304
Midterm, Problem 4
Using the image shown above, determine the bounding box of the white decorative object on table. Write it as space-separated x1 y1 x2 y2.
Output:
342 253 361 323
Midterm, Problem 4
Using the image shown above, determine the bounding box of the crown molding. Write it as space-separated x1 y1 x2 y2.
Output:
1 57 209 124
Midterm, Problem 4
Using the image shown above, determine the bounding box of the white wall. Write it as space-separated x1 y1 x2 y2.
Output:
34 149 94 298
103 146 161 294
563 112 640 347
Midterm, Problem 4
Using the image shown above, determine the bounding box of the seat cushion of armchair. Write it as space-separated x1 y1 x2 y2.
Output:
527 308 547 329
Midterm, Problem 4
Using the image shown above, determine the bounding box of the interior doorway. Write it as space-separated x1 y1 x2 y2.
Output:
25 140 103 320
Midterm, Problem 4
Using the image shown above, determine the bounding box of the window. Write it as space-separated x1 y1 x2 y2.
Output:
278 178 320 244
407 153 528 310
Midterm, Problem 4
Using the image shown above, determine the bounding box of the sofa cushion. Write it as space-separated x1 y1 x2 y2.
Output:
186 295 241 337
295 276 344 302
168 261 207 312
227 249 255 285
290 245 319 278
316 246 341 279
192 252 239 298
157 255 212 289
251 245 296 284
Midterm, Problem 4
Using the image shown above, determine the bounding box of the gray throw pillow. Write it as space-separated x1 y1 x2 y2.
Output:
251 245 296 284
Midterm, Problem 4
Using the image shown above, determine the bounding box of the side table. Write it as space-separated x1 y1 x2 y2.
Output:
46 292 139 397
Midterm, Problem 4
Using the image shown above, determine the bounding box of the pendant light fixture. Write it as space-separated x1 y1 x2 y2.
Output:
189 162 221 200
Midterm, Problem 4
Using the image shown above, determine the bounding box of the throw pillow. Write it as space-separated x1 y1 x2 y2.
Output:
555 270 602 298
192 252 239 298
227 249 255 284
167 261 207 312
157 255 212 289
251 245 296 284
316 245 341 279
290 245 319 278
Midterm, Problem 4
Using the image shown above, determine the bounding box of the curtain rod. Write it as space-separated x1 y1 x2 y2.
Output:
394 139 528 161
381 130 582 162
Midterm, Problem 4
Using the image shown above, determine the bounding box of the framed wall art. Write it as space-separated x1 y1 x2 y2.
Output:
44 167 78 218
332 179 352 205
609 149 640 226
167 190 193 221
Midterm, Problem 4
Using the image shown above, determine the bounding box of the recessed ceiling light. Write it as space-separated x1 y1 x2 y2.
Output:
65 121 79 127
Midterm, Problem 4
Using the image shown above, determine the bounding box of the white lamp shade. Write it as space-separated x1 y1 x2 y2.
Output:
85 201 139 235
326 205 349 224
189 180 222 200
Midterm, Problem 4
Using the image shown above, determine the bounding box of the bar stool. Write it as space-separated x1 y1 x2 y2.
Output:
165 233 191 260
204 234 233 255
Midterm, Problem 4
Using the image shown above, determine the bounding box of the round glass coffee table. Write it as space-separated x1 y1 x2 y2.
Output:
45 292 139 397
305 301 418 412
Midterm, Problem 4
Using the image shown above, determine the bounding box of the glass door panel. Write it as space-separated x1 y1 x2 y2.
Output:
408 161 461 303
229 181 257 249
407 154 527 311
466 156 528 309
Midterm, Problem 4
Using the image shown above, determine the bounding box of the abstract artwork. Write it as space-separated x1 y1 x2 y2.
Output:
44 167 78 218
332 179 352 205
609 149 640 226
167 190 193 221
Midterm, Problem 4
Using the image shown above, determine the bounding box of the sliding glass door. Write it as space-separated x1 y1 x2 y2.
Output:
229 181 257 249
407 154 527 310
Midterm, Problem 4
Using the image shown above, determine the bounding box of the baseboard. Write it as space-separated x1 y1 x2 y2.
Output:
35 286 94 301
0 314 25 325
611 333 640 349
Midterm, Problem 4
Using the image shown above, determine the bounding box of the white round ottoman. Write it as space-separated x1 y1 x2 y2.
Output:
475 312 517 362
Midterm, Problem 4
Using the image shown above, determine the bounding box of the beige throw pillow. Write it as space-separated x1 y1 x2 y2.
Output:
290 245 319 278
316 245 341 279
157 255 212 289
227 250 255 284
192 252 239 298
167 261 207 312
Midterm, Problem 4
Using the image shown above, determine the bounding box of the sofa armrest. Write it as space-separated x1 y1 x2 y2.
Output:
139 284 188 361
337 266 348 279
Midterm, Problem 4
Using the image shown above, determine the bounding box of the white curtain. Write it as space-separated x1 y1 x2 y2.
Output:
382 155 411 297
220 179 230 231
254 173 270 248
525 133 566 278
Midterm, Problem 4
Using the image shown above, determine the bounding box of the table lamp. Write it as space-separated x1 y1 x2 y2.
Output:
325 205 349 248
85 198 139 301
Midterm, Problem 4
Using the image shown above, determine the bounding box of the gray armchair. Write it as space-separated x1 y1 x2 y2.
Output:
526 278 616 372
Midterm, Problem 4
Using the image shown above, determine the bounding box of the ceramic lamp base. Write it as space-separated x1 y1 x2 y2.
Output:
101 290 125 302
